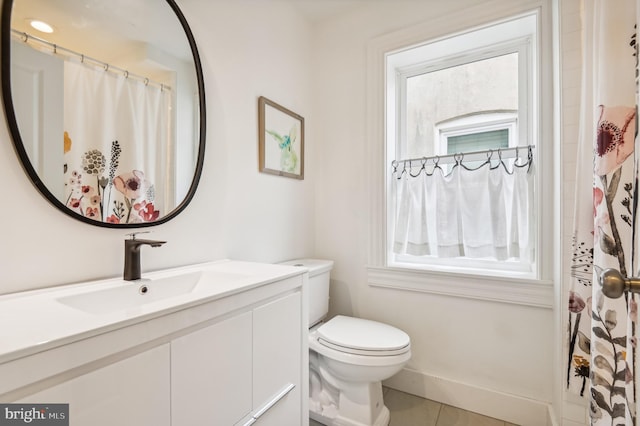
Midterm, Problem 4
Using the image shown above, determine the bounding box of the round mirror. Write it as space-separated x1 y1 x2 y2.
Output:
1 0 205 227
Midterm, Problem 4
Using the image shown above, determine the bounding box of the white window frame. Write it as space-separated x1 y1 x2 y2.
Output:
365 4 555 307
388 15 537 277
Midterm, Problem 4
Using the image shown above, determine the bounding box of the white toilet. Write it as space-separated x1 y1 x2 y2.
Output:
281 259 411 426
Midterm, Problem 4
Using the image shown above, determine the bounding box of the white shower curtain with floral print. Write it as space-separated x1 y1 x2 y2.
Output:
63 60 172 224
566 1 638 424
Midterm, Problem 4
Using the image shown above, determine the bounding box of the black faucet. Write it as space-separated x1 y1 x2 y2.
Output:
124 233 167 281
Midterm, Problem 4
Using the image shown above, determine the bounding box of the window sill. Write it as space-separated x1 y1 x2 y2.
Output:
366 265 553 308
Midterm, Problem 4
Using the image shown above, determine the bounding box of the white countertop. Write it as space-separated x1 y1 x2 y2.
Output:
0 260 304 365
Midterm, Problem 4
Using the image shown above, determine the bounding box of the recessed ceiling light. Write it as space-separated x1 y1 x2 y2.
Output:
29 20 54 34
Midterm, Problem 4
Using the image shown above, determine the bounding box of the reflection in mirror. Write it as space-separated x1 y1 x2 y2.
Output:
2 0 205 227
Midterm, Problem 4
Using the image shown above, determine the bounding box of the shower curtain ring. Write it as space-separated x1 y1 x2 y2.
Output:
124 70 129 79
21 32 28 42
53 44 57 54
144 78 150 86
486 149 493 160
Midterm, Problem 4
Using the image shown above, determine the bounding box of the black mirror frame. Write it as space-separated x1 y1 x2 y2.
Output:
0 0 206 228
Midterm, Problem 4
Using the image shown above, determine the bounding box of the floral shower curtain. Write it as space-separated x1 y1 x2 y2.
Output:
63 60 171 224
566 0 638 424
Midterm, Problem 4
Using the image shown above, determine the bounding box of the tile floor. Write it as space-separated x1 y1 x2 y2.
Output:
309 388 519 426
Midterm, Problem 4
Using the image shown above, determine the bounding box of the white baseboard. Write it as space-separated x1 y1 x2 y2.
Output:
547 405 561 426
383 368 552 426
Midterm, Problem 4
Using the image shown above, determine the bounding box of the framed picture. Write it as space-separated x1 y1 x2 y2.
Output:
258 96 304 179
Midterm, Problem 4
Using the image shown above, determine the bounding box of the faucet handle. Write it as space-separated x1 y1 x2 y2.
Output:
125 231 151 240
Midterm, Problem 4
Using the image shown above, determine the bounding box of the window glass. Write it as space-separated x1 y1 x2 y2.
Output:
446 129 509 154
403 53 518 159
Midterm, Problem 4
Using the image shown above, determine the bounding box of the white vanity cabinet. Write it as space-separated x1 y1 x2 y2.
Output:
18 344 171 426
171 291 302 426
0 262 307 426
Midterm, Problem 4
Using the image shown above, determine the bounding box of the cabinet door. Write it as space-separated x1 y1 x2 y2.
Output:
171 311 252 426
252 292 302 426
19 344 171 426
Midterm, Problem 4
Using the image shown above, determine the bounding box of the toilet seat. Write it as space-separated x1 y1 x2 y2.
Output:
316 315 410 357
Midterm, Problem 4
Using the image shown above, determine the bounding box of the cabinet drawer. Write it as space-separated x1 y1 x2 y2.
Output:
252 292 302 424
19 344 171 426
171 312 253 425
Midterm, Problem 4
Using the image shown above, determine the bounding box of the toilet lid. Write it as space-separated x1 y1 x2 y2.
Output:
317 315 410 356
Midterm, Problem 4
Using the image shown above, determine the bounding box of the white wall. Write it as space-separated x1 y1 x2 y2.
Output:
559 0 588 424
311 1 557 424
0 0 316 295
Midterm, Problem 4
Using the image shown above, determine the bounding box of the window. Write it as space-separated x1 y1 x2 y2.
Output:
436 111 517 170
446 129 509 154
385 13 539 279
436 112 517 154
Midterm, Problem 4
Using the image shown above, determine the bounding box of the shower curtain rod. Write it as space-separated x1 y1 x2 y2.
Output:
11 29 172 91
391 144 535 167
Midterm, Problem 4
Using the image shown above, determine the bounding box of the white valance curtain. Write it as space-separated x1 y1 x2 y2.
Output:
63 60 172 224
391 156 535 263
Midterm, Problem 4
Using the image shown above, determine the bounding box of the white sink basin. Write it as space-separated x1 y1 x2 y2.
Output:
57 269 254 315
57 271 204 314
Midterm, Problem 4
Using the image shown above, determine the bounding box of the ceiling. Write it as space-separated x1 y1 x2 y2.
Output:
10 0 196 84
9 0 377 78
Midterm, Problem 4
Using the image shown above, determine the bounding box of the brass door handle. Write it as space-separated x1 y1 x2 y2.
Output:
599 268 640 298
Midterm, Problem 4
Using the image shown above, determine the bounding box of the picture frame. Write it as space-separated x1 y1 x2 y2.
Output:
258 96 304 180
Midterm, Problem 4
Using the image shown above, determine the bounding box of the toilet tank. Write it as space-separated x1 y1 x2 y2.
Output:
279 259 333 327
